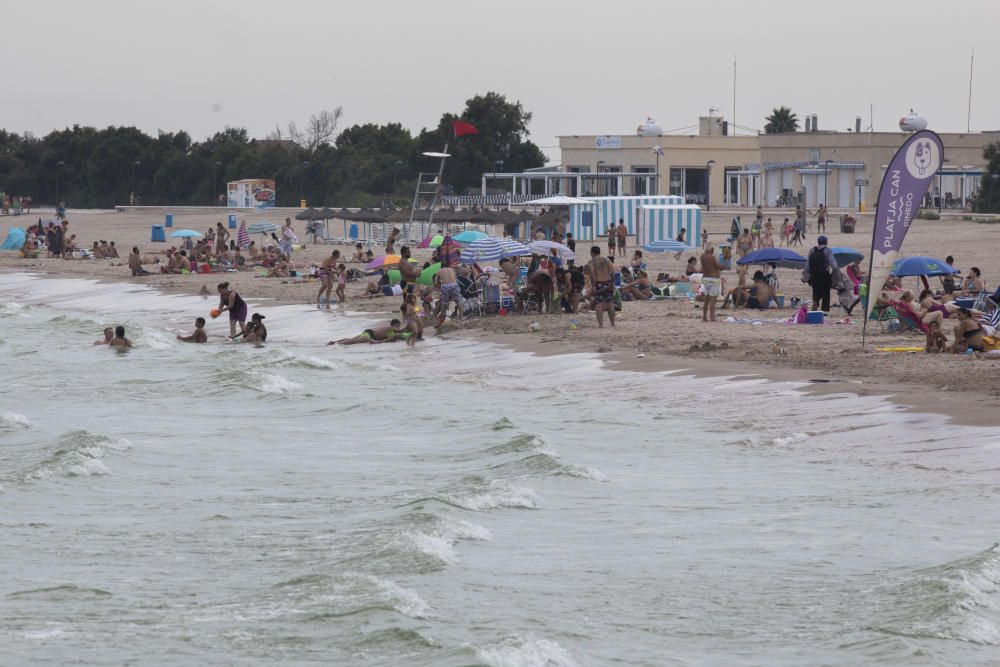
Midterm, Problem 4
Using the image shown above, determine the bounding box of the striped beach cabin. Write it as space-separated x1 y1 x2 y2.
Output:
635 205 702 249
566 195 683 241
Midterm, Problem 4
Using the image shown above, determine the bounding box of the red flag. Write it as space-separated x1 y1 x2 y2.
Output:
452 119 478 137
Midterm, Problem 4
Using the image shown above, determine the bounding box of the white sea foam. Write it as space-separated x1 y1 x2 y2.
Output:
26 433 132 480
367 576 432 619
476 636 578 667
772 432 809 447
1 412 33 429
256 373 303 395
447 482 539 511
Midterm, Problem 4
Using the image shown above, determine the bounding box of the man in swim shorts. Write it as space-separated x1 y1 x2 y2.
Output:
585 245 615 328
328 319 411 346
700 244 723 322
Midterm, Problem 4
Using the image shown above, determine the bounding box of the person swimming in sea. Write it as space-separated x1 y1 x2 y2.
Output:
242 313 267 344
177 317 208 343
109 325 133 348
94 327 114 345
328 319 412 346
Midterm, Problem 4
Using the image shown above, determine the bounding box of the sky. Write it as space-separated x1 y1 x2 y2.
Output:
4 0 998 164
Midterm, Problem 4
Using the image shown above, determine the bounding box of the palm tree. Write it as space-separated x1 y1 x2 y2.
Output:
764 107 799 134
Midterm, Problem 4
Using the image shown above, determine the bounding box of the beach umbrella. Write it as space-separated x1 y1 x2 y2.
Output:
497 238 532 257
0 227 25 250
890 255 959 277
295 207 319 221
169 229 203 238
416 262 441 285
417 234 445 249
453 230 488 244
246 221 278 235
461 237 505 264
236 220 250 249
365 254 418 271
643 240 692 253
736 247 806 269
528 239 576 259
829 247 864 267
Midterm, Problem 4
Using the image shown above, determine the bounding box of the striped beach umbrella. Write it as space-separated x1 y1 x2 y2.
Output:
236 220 250 249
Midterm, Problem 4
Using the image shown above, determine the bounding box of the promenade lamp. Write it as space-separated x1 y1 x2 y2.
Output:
132 160 141 204
824 159 834 207
213 161 222 206
300 160 310 204
652 146 664 196
706 160 716 211
56 161 64 204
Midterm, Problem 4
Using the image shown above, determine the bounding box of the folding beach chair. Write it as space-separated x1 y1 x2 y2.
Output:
867 304 900 334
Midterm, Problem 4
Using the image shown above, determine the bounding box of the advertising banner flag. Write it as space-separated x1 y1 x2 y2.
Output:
863 130 944 327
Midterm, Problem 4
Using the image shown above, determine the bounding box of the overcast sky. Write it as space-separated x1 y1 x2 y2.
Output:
4 0 997 162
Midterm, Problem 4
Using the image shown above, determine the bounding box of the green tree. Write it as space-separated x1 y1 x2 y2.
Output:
973 142 1000 213
416 92 547 194
764 106 799 134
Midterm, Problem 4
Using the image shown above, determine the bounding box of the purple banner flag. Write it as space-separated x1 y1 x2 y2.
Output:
864 130 944 325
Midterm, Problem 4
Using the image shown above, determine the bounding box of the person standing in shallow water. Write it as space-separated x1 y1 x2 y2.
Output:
585 246 615 328
699 244 723 322
217 282 247 338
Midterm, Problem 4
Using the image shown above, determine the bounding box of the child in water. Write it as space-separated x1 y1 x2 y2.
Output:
335 263 347 304
177 317 208 343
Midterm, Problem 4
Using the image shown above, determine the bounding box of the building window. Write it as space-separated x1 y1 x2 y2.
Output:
669 167 708 204
809 149 820 164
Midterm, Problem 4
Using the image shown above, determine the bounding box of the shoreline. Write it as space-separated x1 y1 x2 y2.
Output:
459 328 1000 429
5 264 1000 427
4 207 1000 427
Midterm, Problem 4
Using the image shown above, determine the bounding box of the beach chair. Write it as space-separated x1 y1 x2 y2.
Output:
480 280 502 315
867 303 900 333
458 274 483 317
891 301 928 333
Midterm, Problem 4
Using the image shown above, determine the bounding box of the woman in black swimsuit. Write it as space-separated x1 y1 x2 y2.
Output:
217 282 247 338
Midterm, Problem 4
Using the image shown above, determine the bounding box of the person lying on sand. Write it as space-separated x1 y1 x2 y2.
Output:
177 317 208 343
328 319 411 346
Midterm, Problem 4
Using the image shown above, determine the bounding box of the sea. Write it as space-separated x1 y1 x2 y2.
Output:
1 272 999 666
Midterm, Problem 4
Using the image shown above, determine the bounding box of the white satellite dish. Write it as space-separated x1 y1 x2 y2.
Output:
422 152 451 158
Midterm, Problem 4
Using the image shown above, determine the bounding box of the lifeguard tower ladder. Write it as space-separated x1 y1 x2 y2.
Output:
407 147 450 239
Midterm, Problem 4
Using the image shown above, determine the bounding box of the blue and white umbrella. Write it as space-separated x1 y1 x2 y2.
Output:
528 239 575 259
643 240 692 253
169 229 203 238
460 237 531 264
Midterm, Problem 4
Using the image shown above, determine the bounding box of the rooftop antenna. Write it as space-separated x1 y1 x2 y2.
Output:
967 49 974 132
732 55 737 137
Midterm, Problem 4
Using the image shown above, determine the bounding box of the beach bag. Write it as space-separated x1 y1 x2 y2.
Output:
789 305 808 324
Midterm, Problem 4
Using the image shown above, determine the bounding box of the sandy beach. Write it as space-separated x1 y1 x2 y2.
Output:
3 206 999 423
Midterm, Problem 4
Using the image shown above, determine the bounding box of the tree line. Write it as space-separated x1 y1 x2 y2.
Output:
0 92 546 209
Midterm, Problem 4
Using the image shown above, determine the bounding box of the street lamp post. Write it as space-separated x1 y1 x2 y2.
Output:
824 159 834 207
706 160 716 211
132 160 140 205
299 160 310 205
56 161 64 204
652 146 663 196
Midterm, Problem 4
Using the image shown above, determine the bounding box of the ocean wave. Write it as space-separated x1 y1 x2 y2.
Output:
483 435 608 482
7 584 113 599
403 516 493 567
476 635 578 667
257 372 303 395
771 432 810 447
868 543 1000 645
21 430 132 480
442 479 540 512
0 412 33 430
